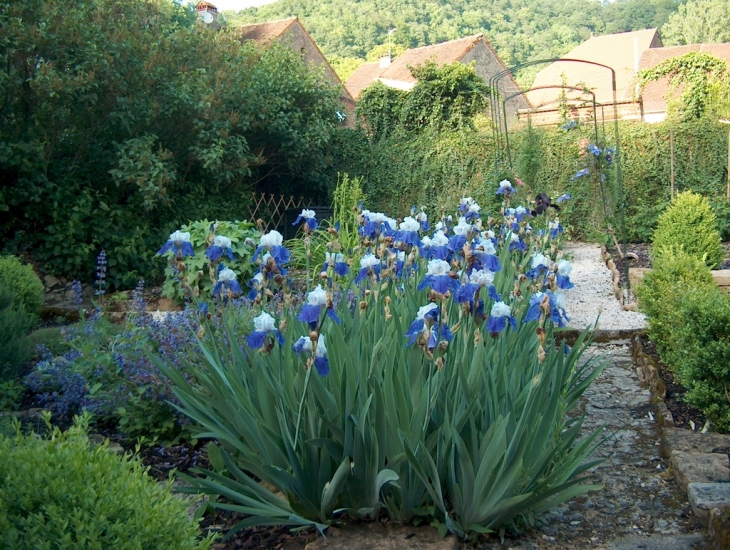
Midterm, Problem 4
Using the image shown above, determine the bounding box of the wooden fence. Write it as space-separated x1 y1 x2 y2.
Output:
246 193 306 232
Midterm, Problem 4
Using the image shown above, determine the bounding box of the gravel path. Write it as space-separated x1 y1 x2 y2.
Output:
478 344 708 550
563 243 647 331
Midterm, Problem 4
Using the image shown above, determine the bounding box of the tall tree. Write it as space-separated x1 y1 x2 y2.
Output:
662 0 730 45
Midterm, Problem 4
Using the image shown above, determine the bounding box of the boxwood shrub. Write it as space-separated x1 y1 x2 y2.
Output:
0 414 215 549
0 256 44 318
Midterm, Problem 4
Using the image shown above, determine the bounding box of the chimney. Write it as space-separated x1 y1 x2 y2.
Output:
380 55 391 69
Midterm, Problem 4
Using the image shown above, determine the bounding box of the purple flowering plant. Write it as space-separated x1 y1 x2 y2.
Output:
159 190 606 540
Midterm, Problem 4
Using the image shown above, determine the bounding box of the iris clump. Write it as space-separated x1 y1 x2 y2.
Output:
157 191 605 541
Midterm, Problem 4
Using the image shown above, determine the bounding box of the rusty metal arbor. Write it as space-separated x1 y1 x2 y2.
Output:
488 59 631 301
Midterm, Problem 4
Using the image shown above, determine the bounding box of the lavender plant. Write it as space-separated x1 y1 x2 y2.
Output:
159 188 605 539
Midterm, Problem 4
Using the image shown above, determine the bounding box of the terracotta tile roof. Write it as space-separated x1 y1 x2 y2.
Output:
238 17 298 44
639 44 730 113
379 35 484 83
526 29 662 109
345 62 385 100
345 34 521 101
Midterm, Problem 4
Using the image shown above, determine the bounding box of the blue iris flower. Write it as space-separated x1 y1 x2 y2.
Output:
572 168 590 180
588 144 602 156
509 237 527 252
158 230 195 258
293 209 318 231
205 236 235 262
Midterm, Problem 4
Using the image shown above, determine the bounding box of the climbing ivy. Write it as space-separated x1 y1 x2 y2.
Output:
637 52 730 121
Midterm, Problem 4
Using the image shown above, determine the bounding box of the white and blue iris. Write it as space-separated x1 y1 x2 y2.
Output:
297 284 340 329
487 301 516 335
206 235 235 262
213 267 242 299
549 220 564 240
246 312 285 349
395 216 422 247
158 230 194 258
292 209 318 231
556 259 574 289
360 211 396 239
526 252 549 280
508 232 526 252
247 272 264 299
292 334 329 375
323 252 349 277
496 179 514 195
420 230 450 260
355 253 381 284
253 230 290 266
418 259 458 295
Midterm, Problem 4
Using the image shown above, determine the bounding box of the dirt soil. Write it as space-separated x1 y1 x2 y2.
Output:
639 337 707 431
608 242 730 289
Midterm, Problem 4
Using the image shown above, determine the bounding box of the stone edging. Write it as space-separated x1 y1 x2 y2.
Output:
632 335 730 550
599 245 638 312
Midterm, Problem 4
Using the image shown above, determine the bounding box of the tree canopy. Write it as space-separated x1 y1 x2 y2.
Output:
0 0 340 287
661 0 730 45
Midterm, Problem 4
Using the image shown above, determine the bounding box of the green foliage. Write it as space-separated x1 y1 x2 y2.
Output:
0 413 215 549
159 236 604 538
0 256 44 318
357 83 409 141
335 119 730 243
0 380 25 412
329 55 366 81
637 251 730 433
0 287 33 382
661 0 730 46
636 249 714 357
357 62 490 139
669 286 730 432
287 174 364 271
0 0 340 289
638 52 729 121
652 191 725 268
160 220 260 301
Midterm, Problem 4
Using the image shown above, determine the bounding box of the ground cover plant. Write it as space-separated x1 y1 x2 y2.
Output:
156 184 606 540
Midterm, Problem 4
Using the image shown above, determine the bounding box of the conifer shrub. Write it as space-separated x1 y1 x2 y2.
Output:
652 191 725 268
0 256 44 319
0 413 215 549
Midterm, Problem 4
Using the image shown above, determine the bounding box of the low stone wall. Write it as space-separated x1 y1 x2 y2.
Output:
632 335 730 549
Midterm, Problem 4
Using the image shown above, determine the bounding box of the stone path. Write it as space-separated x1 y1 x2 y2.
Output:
478 343 708 549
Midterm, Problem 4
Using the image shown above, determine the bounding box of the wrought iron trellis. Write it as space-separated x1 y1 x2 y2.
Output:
488 58 631 301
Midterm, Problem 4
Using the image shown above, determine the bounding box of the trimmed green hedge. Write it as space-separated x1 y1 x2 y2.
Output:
335 118 730 242
0 414 215 549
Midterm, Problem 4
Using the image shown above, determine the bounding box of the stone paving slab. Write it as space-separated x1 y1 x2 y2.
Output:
670 452 730 493
688 483 730 521
663 428 730 457
305 523 458 550
609 533 708 549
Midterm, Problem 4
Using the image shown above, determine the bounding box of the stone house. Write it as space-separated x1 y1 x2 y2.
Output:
238 17 356 127
525 29 663 125
638 43 730 123
345 35 530 127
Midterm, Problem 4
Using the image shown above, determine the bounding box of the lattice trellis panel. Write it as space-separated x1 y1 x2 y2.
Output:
246 193 306 232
